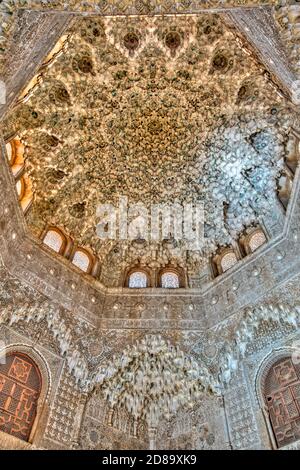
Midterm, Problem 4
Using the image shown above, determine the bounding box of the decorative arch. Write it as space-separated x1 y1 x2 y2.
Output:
16 177 25 201
5 138 34 214
0 304 89 388
220 250 238 273
94 334 218 429
218 303 300 387
71 248 93 274
158 266 185 288
42 226 68 255
16 174 34 214
128 271 148 288
161 272 179 288
240 227 267 256
255 348 300 449
255 348 297 409
0 344 51 444
0 301 90 390
5 138 25 178
248 229 267 253
125 266 151 288
212 247 239 277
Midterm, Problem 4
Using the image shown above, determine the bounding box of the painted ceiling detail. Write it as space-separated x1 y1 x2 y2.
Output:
2 14 296 285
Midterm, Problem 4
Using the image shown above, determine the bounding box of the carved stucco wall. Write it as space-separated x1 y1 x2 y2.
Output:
0 253 300 449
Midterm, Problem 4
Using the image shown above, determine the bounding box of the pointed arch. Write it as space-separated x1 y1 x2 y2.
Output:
255 348 300 449
0 344 50 444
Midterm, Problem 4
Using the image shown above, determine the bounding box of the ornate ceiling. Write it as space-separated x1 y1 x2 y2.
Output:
1 5 300 451
1 12 297 284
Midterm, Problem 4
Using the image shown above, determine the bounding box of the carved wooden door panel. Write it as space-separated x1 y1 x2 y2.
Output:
265 358 300 448
0 353 41 442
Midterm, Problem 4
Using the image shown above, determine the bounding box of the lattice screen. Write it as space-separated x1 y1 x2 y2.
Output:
264 357 300 448
0 353 41 442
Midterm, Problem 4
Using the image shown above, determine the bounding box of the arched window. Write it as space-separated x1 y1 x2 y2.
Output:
5 138 25 177
277 171 293 210
16 178 25 201
220 250 238 273
42 228 65 254
248 230 266 253
72 249 92 273
0 352 42 442
285 134 299 174
263 356 300 448
128 271 148 288
161 272 180 289
16 175 33 214
6 141 13 163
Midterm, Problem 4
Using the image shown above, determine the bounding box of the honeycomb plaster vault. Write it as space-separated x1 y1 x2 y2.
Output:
0 0 300 451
